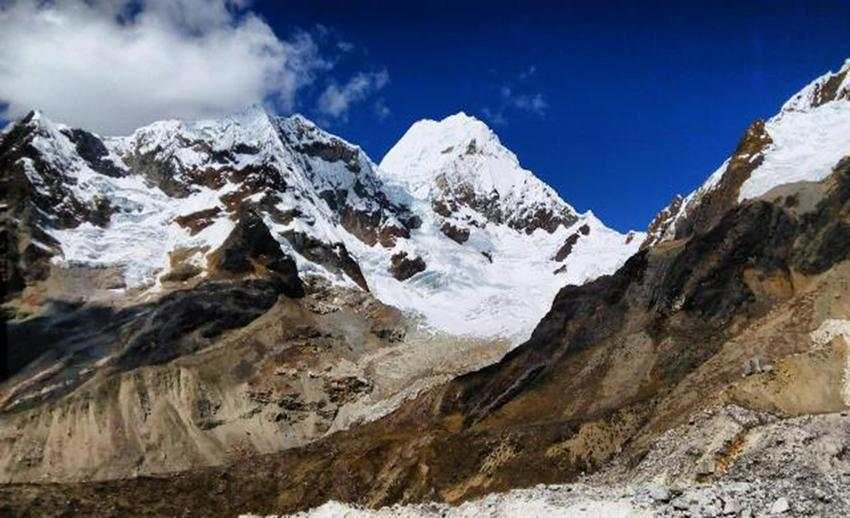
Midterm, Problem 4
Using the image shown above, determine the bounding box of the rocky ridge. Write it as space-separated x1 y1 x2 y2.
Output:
643 58 850 248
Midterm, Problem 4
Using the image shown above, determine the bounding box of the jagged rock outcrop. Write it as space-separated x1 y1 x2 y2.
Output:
279 229 367 291
439 221 470 244
207 210 303 297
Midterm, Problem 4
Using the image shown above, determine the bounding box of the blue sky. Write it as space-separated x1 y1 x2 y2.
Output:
257 0 850 232
1 1 848 232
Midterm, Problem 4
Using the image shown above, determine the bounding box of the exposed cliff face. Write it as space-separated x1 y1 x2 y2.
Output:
0 112 112 299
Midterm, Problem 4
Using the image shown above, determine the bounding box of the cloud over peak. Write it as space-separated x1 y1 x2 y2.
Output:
0 0 330 134
317 70 390 120
481 67 548 125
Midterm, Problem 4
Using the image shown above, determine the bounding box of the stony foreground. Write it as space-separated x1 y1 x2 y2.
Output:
278 479 838 518
228 408 850 518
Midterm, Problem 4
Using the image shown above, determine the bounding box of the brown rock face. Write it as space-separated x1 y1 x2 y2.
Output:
553 233 580 262
675 120 773 240
1 113 117 230
208 211 303 298
810 67 850 107
642 194 684 248
173 207 222 235
377 223 412 248
0 215 61 301
0 113 121 299
339 204 412 248
553 224 590 262
389 251 426 281
159 263 202 284
279 230 368 291
431 173 578 235
318 182 419 249
440 222 470 244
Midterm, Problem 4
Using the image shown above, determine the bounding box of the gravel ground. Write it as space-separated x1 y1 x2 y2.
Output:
269 476 845 517
256 407 850 518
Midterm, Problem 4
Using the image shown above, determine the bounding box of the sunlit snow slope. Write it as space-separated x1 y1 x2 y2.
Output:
5 108 642 344
376 113 643 341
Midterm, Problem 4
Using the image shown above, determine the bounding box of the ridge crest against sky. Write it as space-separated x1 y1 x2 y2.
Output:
1 0 848 231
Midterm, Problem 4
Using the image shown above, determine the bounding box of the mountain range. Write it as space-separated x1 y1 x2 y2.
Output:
1 58 850 516
3 105 640 343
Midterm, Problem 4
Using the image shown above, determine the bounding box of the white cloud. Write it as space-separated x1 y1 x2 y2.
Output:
374 98 391 120
0 0 330 134
481 107 507 126
501 86 548 115
518 65 537 80
482 82 548 125
512 92 548 115
317 70 389 119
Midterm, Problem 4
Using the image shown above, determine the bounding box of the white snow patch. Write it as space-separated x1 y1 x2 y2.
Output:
738 102 850 201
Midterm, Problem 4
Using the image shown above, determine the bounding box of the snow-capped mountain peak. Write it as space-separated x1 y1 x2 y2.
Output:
381 112 556 199
370 112 642 340
380 112 578 235
780 58 850 113
380 112 513 190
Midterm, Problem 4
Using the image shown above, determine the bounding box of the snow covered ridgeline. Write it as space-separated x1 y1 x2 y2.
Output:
645 58 850 247
4 107 642 343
